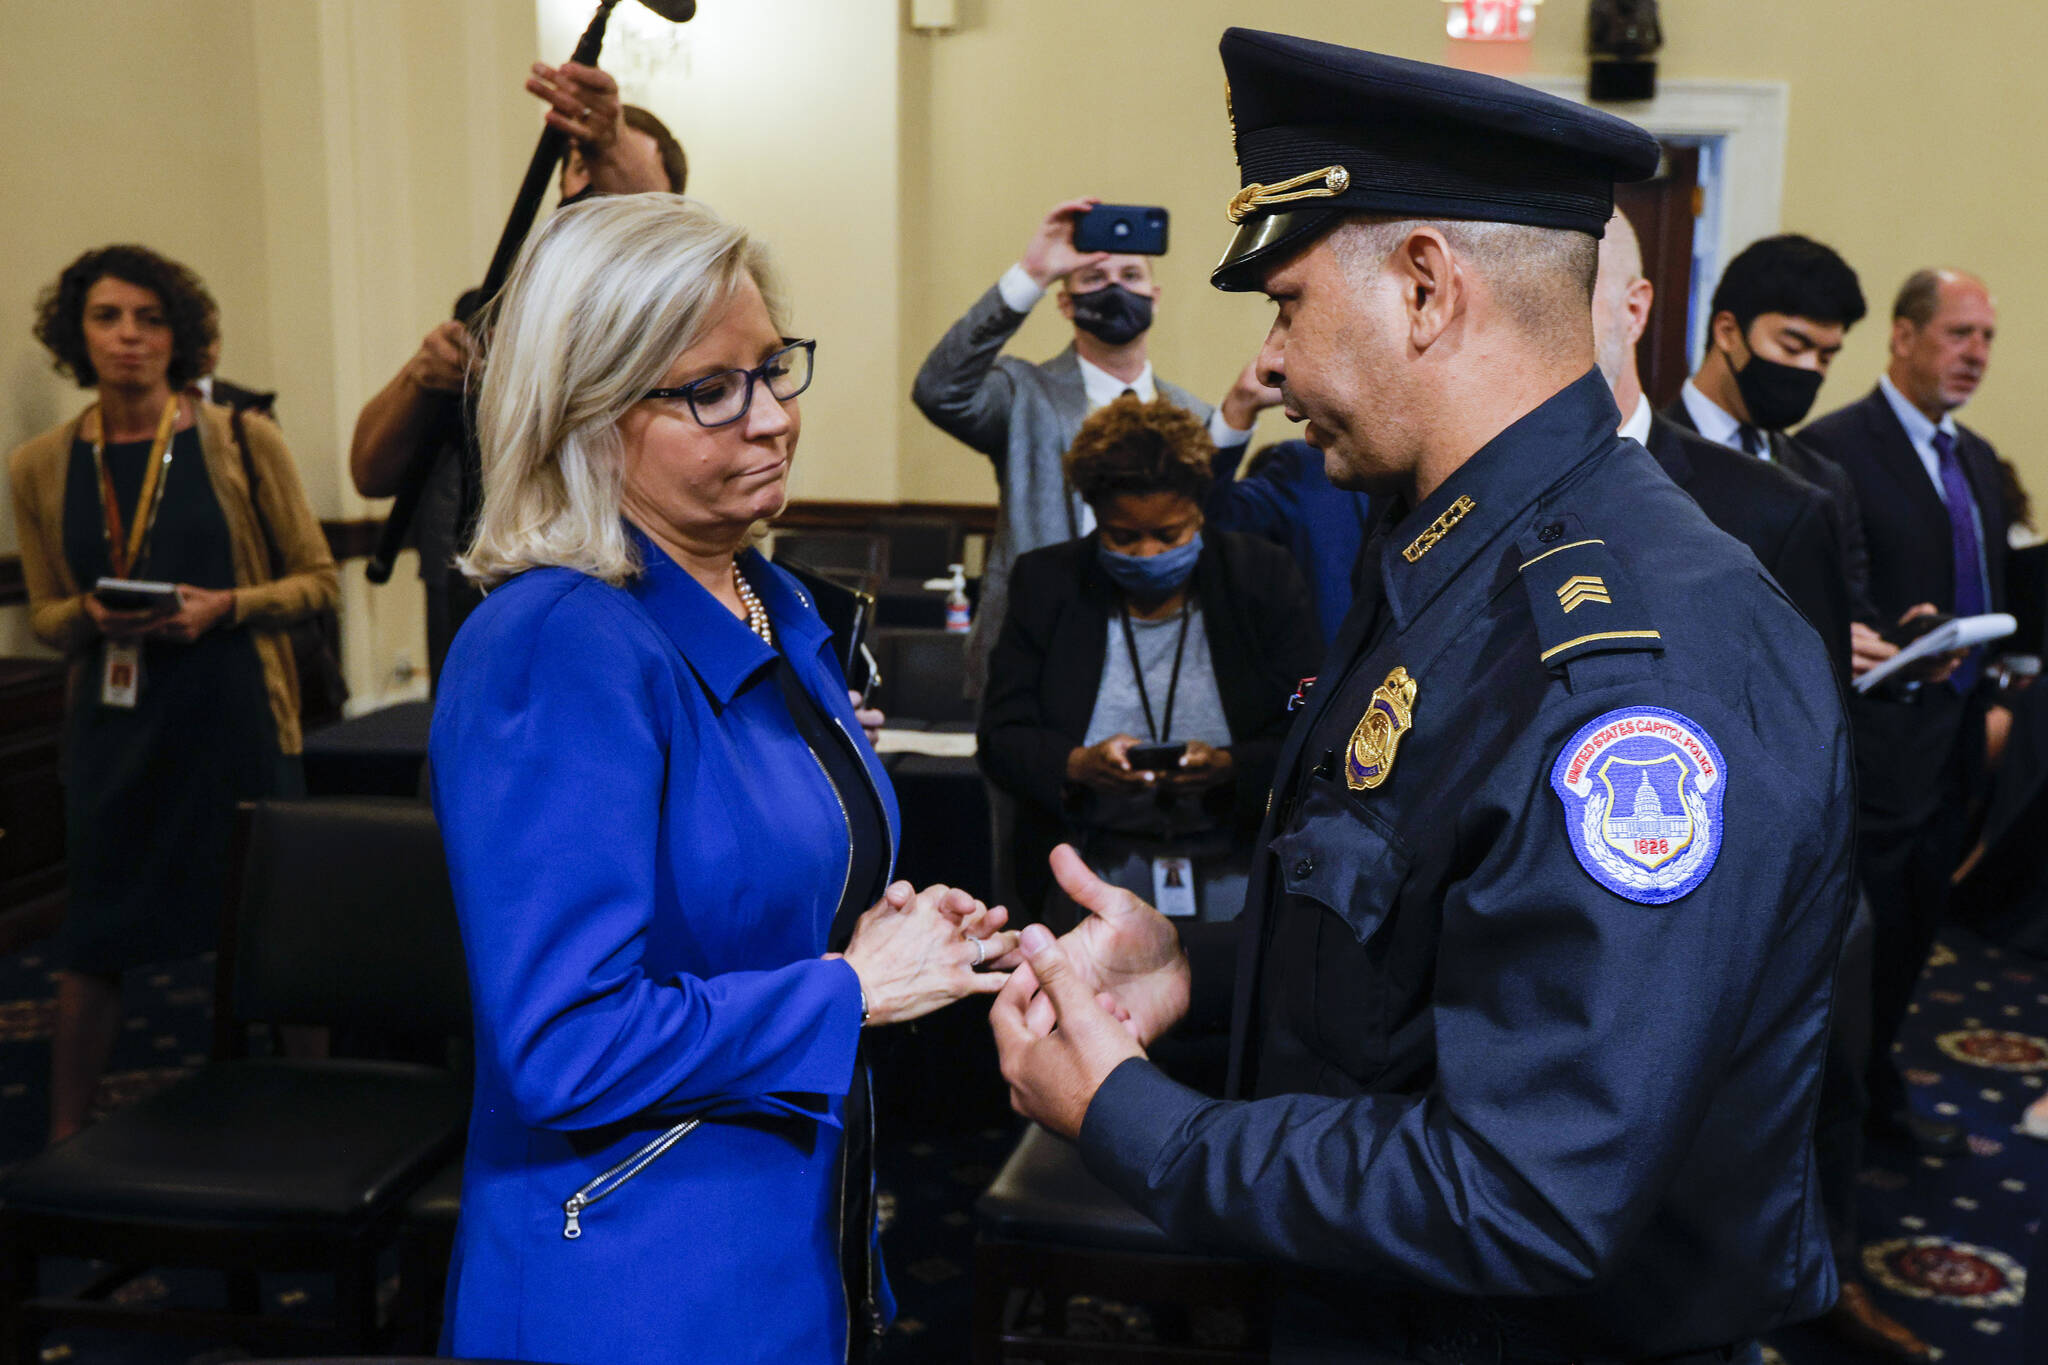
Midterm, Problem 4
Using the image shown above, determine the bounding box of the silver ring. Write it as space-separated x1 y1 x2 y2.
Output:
578 105 593 122
968 936 987 968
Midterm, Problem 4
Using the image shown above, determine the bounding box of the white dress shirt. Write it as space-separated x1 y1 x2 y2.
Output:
1876 373 1965 502
1077 353 1157 407
997 262 1253 453
1679 378 1764 458
1617 393 1653 447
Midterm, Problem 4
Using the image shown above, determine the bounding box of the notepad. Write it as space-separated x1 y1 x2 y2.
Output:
1853 613 2016 693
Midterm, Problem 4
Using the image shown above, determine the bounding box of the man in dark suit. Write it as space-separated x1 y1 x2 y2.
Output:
1658 235 1934 684
1802 269 2008 1169
1595 212 1849 678
1597 210 1925 1361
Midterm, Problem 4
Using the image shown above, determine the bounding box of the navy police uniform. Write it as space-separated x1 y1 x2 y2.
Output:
1072 31 1855 1364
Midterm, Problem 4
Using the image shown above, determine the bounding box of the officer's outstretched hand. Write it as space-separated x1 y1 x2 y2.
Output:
1028 844 1191 1046
992 923 1145 1139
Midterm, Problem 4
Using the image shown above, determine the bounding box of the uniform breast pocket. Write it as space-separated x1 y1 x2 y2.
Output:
1267 778 1417 1086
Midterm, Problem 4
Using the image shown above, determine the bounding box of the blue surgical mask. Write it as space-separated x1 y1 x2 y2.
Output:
1097 532 1203 601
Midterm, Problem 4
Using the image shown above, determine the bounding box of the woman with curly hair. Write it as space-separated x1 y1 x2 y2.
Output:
9 244 337 1144
976 395 1319 1083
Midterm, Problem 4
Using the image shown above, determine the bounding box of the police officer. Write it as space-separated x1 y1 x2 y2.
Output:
990 29 1854 1365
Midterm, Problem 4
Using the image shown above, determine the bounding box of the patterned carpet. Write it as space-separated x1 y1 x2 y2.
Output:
1 927 2043 1363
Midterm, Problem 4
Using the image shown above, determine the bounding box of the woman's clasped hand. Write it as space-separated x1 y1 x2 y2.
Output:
835 882 1021 1026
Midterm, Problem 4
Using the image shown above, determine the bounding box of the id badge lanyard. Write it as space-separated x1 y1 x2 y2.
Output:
1117 598 1192 744
93 394 180 579
93 395 179 710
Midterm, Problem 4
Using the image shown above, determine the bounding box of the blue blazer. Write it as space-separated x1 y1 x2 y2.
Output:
429 532 900 1365
1204 438 1375 649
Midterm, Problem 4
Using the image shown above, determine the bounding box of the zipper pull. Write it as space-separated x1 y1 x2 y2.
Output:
562 1195 585 1240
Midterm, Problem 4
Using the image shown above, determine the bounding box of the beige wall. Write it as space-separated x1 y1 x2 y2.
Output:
0 0 275 547
0 0 535 701
3 0 2043 676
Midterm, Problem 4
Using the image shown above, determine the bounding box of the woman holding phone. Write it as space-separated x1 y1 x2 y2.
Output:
8 244 336 1144
977 396 1319 929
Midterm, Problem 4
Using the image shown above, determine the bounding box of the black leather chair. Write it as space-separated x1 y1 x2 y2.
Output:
394 1159 463 1353
873 627 974 725
875 516 962 582
0 799 473 1363
973 1125 1269 1363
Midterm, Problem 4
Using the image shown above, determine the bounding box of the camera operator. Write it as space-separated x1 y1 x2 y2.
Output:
349 60 685 678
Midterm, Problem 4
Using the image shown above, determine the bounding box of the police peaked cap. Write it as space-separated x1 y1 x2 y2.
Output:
1212 28 1662 291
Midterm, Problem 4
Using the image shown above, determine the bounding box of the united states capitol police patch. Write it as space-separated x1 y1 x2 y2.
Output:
1549 706 1726 905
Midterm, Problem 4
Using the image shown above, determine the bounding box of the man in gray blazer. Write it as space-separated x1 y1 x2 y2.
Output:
914 196 1280 697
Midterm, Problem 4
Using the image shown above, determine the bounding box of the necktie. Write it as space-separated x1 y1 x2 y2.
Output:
1735 423 1766 458
1932 428 1986 692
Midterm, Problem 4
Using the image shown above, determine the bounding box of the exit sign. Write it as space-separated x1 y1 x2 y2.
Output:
1446 0 1541 41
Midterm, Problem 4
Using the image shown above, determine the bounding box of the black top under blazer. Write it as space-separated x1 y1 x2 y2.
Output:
977 529 1320 919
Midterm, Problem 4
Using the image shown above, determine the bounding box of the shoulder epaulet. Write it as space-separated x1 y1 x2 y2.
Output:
1516 523 1664 670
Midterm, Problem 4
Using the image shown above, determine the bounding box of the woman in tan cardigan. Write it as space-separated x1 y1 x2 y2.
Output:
9 244 337 1144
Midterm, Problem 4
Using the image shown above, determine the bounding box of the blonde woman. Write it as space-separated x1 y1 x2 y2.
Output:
428 194 1017 1364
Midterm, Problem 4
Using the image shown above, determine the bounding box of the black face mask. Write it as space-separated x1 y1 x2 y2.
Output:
1068 284 1155 346
1725 342 1826 431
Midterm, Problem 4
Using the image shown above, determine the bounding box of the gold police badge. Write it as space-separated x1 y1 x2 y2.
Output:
1346 666 1417 790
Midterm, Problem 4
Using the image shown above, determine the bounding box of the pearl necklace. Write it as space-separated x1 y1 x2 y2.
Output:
733 562 773 645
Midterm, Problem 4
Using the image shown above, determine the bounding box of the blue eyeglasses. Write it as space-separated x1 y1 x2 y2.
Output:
642 338 816 428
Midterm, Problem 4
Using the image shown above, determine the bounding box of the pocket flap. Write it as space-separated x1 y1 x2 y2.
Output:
1267 779 1414 946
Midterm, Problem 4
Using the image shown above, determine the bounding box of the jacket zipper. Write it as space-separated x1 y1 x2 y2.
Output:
830 715 897 886
797 740 859 1359
560 1116 701 1239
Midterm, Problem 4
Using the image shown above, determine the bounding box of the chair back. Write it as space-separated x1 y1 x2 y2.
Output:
875 517 962 581
771 529 889 581
219 798 471 1050
876 628 974 724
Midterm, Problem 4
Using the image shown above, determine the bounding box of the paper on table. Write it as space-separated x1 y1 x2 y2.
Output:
872 728 978 757
1853 612 2016 693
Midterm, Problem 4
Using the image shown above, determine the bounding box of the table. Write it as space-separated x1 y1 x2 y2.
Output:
302 706 993 902
302 701 433 798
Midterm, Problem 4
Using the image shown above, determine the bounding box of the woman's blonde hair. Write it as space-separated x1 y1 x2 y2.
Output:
459 193 784 587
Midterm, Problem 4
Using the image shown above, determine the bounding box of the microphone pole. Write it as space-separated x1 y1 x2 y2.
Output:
365 0 626 585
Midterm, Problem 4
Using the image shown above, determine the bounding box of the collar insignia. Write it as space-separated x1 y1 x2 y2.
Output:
1402 495 1476 563
1346 666 1417 791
